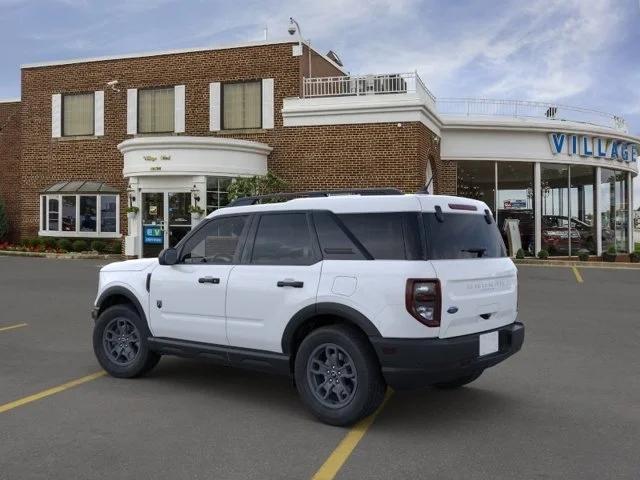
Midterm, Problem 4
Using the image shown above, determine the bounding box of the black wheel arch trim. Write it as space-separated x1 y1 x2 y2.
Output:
281 302 381 354
95 286 147 324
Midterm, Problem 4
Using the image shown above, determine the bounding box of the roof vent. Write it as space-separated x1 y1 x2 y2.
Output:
326 50 343 67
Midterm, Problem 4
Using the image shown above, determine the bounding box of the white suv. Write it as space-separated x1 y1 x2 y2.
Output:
92 190 524 426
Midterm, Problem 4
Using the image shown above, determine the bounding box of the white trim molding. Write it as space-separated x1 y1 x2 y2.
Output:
118 136 271 178
282 94 442 135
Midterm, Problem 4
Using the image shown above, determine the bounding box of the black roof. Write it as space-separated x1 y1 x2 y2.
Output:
41 181 119 194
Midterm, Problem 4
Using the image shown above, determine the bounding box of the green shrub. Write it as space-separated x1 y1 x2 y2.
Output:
606 244 617 254
57 238 73 252
577 249 589 262
629 252 640 263
21 237 36 248
515 248 525 259
110 239 122 254
71 239 88 252
91 240 107 253
537 249 549 260
41 237 58 250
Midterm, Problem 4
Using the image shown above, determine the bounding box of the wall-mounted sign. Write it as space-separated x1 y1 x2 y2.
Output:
549 133 638 163
143 225 163 245
143 154 171 162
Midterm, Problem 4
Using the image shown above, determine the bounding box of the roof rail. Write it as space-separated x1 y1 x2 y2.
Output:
226 188 404 207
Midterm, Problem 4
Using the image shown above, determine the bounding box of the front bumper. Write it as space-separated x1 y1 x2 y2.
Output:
370 322 524 390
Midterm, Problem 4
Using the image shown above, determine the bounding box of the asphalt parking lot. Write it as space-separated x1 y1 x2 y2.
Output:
0 256 638 480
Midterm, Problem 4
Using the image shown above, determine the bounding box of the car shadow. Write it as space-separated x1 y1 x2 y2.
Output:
140 357 521 431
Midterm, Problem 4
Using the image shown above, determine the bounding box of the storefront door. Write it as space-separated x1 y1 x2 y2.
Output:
141 191 192 258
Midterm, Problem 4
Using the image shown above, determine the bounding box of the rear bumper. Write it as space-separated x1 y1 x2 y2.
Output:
370 322 524 390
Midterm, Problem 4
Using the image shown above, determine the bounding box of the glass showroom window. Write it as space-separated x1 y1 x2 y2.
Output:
222 81 261 130
138 87 175 133
541 164 571 256
497 163 535 256
62 92 94 136
570 166 597 254
601 169 629 253
206 177 232 214
40 195 119 237
457 161 496 213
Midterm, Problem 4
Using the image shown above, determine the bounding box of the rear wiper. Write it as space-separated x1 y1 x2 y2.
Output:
461 248 487 258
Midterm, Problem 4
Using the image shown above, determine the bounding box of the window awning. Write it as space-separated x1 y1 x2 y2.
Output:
41 181 119 194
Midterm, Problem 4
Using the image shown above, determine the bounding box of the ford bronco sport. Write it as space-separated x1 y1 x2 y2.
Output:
92 190 524 426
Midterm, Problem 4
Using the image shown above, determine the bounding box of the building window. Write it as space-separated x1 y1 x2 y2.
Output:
497 162 535 255
601 168 629 253
206 177 232 214
62 92 94 136
40 194 119 237
569 165 596 254
138 87 175 133
457 161 496 213
222 81 261 130
61 196 76 232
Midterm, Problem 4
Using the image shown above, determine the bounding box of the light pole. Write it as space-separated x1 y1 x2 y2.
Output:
288 17 312 80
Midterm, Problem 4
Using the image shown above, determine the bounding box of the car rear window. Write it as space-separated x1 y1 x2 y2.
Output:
423 212 506 259
336 212 423 260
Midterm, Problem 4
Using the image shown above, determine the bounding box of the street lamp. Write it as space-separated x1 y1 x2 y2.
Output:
288 17 311 78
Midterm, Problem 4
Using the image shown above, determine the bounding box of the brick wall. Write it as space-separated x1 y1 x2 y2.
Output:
0 101 21 241
16 41 444 240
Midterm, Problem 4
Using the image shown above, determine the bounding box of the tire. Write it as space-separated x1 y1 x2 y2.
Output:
93 304 160 378
294 324 386 426
432 370 483 389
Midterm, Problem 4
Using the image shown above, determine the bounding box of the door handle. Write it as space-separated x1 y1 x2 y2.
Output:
198 277 220 284
277 280 304 288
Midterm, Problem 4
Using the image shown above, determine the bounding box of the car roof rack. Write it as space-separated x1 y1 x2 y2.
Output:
226 188 404 207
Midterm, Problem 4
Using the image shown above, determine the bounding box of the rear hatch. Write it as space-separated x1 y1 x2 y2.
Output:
422 207 518 339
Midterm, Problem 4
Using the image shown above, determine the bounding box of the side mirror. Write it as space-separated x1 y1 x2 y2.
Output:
158 248 178 266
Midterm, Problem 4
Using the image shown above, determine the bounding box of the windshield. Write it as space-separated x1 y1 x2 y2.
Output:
423 212 507 260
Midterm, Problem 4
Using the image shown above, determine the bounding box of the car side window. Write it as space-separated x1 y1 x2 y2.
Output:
181 215 248 264
251 213 316 265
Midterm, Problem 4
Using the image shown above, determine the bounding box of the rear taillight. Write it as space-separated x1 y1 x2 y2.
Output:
405 279 441 327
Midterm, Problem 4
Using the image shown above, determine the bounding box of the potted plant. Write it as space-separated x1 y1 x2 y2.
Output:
629 247 640 263
577 249 589 262
603 245 617 262
515 248 525 259
189 205 205 220
126 206 139 221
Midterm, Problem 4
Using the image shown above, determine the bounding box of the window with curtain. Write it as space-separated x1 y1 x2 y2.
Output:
63 93 94 136
138 87 175 133
222 81 261 130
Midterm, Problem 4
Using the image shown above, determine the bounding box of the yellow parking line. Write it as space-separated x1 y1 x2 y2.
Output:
312 389 394 480
572 266 584 283
0 323 28 333
0 371 106 414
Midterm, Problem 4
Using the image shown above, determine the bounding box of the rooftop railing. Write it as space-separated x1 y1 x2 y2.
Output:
436 98 628 132
300 74 627 133
302 72 436 104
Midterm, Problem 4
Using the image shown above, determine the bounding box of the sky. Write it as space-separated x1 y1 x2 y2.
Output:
1 0 639 201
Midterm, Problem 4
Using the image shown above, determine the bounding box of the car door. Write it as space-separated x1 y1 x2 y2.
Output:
226 211 322 353
149 214 250 345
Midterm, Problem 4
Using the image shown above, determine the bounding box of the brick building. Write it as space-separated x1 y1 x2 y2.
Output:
0 39 638 258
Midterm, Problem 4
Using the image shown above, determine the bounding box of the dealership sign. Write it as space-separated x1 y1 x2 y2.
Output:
548 133 638 163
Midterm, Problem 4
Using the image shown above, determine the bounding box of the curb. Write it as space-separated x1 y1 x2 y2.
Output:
0 250 122 260
514 259 640 270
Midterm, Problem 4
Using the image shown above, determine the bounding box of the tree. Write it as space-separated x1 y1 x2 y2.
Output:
227 172 288 202
0 197 8 241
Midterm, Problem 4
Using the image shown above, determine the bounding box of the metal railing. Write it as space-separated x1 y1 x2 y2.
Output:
436 98 628 132
302 72 436 103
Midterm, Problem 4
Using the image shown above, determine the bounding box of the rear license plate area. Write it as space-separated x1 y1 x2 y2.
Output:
479 331 499 356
